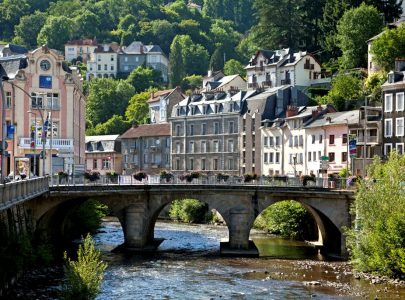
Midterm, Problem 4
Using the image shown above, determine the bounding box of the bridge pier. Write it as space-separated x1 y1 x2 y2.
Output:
123 204 163 252
220 209 259 257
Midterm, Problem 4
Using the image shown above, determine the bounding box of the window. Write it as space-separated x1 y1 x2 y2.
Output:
31 92 43 108
111 65 114 71
228 159 234 170
143 153 148 163
299 135 303 146
396 143 404 155
5 92 11 108
264 137 269 147
190 124 194 136
385 119 393 137
289 137 293 147
176 142 181 154
111 55 114 61
214 122 219 134
201 141 207 153
311 135 315 144
384 143 392 156
299 153 303 164
213 158 219 170
319 134 323 144
396 92 404 111
268 137 273 147
104 64 107 71
213 141 219 152
329 135 335 145
342 152 348 162
124 56 128 62
189 158 194 170
201 123 207 135
385 93 393 112
47 93 59 109
97 55 101 62
228 140 234 152
189 141 195 153
308 152 312 161
313 151 316 161
201 158 206 170
264 153 268 163
396 117 404 136
98 64 101 71
289 154 293 164
294 136 298 147
328 152 335 162
269 153 274 163
93 159 97 169
229 121 234 133
275 136 280 146
275 152 280 164
318 151 322 160
176 125 181 136
342 134 348 144
102 158 111 169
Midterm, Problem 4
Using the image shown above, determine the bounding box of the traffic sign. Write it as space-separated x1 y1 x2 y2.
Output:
320 161 329 170
321 155 329 161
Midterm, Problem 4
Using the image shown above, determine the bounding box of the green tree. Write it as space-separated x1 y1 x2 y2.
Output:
224 59 246 77
169 199 211 223
125 90 152 125
346 153 405 278
321 73 364 111
86 78 135 127
337 3 383 69
37 16 74 50
364 71 387 103
209 47 224 72
126 66 162 93
169 36 186 87
173 35 209 76
138 19 176 54
181 75 203 93
210 19 241 61
12 11 47 49
91 115 131 135
73 10 101 39
0 0 30 41
62 234 107 300
371 24 405 72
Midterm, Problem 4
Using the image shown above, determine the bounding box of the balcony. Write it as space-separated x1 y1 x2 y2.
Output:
281 78 291 85
356 136 379 143
19 138 73 150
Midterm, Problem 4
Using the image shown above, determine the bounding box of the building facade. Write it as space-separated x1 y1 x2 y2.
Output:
381 60 405 156
86 44 118 79
64 39 97 63
85 135 122 175
0 45 86 177
148 87 185 124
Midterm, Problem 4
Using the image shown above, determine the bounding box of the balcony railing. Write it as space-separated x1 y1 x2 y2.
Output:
19 138 74 150
281 78 291 85
356 136 378 143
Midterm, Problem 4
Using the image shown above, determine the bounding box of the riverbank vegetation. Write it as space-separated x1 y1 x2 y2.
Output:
346 153 405 279
62 234 107 300
169 199 213 223
254 201 316 240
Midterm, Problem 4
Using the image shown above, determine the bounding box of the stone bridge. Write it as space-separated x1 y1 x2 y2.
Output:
21 183 355 257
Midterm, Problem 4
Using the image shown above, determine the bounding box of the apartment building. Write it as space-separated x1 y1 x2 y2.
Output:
381 59 405 156
64 39 98 63
0 45 86 176
245 48 325 90
86 44 118 79
85 135 122 175
170 90 243 175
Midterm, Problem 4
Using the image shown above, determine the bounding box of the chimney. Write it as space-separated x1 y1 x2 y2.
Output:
395 58 405 72
326 116 332 124
208 70 212 77
317 104 323 112
132 122 138 128
312 109 319 119
286 105 298 117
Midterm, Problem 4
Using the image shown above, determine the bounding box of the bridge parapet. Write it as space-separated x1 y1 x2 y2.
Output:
0 177 49 210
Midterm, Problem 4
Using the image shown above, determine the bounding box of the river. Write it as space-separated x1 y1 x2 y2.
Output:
3 218 405 299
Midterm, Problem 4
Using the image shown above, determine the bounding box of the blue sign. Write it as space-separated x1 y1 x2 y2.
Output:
7 125 14 139
39 75 52 89
349 135 357 157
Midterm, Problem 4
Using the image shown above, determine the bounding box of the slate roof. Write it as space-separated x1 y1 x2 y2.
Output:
147 88 178 103
65 39 97 46
144 45 164 53
304 110 359 128
85 135 120 143
123 41 144 54
119 123 170 139
85 135 120 153
0 44 28 56
0 55 28 78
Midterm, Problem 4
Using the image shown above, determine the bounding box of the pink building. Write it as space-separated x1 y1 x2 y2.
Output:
1 45 86 177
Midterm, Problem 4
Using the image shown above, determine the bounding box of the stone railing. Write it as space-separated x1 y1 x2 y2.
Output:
0 177 49 210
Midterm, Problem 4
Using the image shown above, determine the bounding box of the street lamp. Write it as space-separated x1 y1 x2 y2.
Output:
2 79 47 176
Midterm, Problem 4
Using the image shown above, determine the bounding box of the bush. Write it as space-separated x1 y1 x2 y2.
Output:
243 173 257 183
133 172 147 181
254 200 315 240
62 234 107 300
346 153 405 278
169 199 211 223
216 173 229 182
160 170 173 182
301 174 316 186
84 171 100 182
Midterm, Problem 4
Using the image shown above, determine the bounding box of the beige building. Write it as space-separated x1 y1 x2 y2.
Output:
0 45 86 176
85 135 122 175
64 39 97 63
86 44 118 79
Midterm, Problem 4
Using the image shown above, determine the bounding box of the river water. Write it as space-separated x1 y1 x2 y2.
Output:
4 218 405 299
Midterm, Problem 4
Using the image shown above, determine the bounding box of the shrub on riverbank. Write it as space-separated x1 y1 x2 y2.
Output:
346 153 405 278
169 199 212 223
62 234 107 300
254 200 316 240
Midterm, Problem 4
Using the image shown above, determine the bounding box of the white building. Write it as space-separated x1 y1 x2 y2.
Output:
86 44 118 79
245 48 325 90
64 39 97 63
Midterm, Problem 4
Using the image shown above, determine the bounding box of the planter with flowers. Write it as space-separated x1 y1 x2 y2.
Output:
160 170 174 183
133 172 147 182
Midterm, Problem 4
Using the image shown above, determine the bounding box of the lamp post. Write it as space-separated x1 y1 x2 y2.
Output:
27 111 37 176
3 79 47 176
